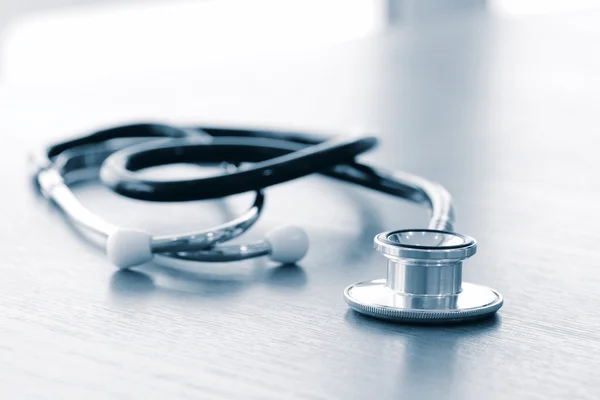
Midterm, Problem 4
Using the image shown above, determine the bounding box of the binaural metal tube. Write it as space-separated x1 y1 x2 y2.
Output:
328 164 455 232
163 241 271 262
151 192 264 253
32 140 268 262
37 168 118 237
389 170 455 232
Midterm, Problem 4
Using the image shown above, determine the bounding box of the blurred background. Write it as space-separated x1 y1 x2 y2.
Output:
2 0 600 88
2 0 599 139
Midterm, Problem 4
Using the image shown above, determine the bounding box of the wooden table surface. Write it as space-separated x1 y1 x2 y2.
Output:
1 4 600 399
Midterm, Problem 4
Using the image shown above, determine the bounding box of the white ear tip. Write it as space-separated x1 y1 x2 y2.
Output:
106 228 153 269
265 225 309 264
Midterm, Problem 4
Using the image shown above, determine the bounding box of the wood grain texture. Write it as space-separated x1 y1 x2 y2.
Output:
1 8 600 400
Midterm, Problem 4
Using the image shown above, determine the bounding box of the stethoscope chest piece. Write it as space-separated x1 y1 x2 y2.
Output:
344 230 503 323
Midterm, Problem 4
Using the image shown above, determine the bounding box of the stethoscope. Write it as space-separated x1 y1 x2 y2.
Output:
31 123 503 324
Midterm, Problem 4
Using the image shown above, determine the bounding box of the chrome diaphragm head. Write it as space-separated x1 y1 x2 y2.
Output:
344 229 503 323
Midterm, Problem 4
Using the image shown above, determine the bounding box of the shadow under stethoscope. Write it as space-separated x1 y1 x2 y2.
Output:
109 262 308 300
345 310 501 397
